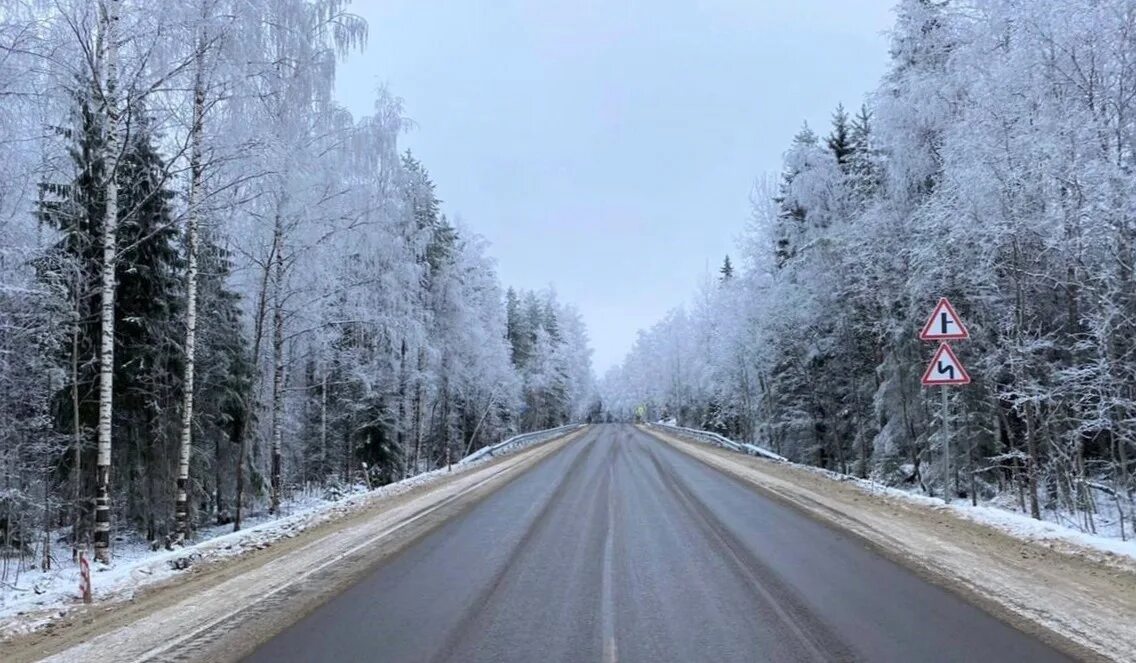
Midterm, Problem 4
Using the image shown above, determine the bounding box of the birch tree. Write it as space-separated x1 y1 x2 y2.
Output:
0 0 598 569
93 0 122 564
606 0 1136 538
174 4 208 542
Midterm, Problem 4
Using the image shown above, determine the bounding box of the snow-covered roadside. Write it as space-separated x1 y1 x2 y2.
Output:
647 425 1136 662
646 422 1136 563
0 434 554 642
1 428 587 663
1 485 352 637
804 466 1136 564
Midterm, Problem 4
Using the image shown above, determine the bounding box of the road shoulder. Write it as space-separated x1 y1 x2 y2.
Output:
643 426 1136 663
0 427 586 663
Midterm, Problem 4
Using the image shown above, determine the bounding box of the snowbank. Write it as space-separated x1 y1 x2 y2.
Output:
651 423 1136 563
0 450 497 638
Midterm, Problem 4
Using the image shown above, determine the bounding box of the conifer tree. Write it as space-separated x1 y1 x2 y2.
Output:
719 255 734 282
826 103 854 169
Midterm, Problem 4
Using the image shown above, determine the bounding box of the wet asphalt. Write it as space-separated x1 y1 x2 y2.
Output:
244 424 1073 663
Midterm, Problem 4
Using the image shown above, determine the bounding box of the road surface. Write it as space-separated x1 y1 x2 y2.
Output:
245 424 1073 663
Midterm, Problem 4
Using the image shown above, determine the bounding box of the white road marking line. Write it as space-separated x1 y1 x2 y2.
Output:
601 461 618 663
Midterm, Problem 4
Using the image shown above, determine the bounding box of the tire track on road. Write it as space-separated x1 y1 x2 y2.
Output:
428 429 608 663
639 432 855 662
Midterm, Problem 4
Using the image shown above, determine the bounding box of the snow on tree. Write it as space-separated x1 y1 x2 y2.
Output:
605 0 1136 539
0 0 596 572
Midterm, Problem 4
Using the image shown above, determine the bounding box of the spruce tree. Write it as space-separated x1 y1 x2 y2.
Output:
505 288 531 368
37 89 185 544
192 230 252 525
719 255 734 281
848 104 882 205
826 103 854 169
402 150 455 284
773 123 818 267
113 111 185 542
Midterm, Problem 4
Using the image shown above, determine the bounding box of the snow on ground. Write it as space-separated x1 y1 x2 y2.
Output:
650 422 1136 564
941 500 1136 561
5 433 583 663
649 425 1136 662
795 464 1136 564
0 462 468 639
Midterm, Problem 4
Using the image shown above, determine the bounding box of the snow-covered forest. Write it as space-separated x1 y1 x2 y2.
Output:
0 0 595 571
603 0 1136 538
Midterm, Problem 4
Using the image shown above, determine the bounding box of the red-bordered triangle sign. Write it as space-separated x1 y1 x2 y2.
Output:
919 297 969 341
922 343 971 386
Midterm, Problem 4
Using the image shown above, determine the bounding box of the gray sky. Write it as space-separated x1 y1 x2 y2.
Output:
335 0 896 372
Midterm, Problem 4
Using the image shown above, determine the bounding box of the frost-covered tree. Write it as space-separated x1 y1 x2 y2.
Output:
607 0 1136 538
0 0 595 572
507 289 595 431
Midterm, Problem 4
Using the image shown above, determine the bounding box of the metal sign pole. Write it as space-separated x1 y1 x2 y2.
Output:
920 298 969 503
942 385 950 500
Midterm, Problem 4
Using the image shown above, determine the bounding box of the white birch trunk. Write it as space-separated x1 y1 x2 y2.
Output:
94 0 122 564
320 368 327 476
175 32 206 542
269 211 285 514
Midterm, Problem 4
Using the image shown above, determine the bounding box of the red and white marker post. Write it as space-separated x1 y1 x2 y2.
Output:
79 552 92 604
919 298 970 499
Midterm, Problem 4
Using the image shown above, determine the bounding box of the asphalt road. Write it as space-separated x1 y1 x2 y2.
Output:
245 424 1074 663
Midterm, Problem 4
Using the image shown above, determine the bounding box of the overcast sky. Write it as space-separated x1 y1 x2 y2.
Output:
334 0 897 373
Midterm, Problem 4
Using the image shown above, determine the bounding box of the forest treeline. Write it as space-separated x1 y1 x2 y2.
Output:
0 0 595 569
604 0 1135 538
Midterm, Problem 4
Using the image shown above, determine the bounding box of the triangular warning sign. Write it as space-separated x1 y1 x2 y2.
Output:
922 343 971 386
919 297 969 341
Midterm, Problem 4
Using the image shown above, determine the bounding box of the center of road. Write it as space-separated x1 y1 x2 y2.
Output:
601 460 618 663
244 424 1074 663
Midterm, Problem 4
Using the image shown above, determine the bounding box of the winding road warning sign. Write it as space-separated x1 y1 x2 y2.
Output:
919 297 969 341
921 342 971 386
